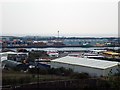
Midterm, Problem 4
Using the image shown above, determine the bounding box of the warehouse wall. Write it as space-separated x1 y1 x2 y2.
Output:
51 61 105 77
104 65 119 76
72 64 103 77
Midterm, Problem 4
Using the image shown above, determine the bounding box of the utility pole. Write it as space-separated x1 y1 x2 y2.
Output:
58 31 59 41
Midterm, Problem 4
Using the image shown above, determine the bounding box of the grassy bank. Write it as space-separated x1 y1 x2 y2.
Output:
2 70 70 86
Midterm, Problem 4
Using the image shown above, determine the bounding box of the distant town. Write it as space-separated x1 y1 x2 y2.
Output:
0 36 120 48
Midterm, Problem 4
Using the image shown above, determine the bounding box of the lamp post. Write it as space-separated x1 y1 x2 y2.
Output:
37 62 39 89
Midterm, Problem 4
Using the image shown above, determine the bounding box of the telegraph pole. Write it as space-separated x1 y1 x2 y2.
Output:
58 31 59 41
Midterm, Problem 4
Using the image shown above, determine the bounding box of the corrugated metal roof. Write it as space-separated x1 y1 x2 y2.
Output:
51 56 119 69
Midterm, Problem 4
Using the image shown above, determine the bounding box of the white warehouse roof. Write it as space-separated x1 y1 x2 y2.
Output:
0 52 28 55
51 56 119 70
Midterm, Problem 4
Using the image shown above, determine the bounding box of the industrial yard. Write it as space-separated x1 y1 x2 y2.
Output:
1 0 120 89
1 46 120 90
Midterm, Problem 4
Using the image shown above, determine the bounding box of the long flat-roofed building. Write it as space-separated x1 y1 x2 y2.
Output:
0 51 28 62
51 56 119 77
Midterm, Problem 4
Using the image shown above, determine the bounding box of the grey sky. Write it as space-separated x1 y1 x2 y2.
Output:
1 0 119 37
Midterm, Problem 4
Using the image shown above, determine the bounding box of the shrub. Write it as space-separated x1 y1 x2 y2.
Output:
48 67 73 76
28 68 48 75
70 72 90 79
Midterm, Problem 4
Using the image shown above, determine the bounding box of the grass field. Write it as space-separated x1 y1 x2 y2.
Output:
2 70 70 86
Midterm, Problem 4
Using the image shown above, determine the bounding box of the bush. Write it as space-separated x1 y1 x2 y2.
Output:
108 76 120 89
48 67 73 76
28 51 49 62
38 68 48 74
70 72 90 79
28 68 38 74
28 68 48 75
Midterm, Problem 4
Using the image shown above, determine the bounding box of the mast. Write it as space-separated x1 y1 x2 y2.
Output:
58 30 59 41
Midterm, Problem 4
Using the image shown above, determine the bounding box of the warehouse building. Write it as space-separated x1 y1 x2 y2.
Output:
102 51 120 59
51 56 119 77
0 51 28 62
47 51 59 57
2 60 28 70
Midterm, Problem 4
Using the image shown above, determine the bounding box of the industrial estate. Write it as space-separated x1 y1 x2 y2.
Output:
0 36 120 90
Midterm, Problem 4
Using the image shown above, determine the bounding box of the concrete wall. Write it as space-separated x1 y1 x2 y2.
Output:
51 61 118 77
103 65 119 76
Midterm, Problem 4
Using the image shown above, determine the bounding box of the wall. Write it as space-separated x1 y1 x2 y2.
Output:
103 65 119 76
51 61 105 77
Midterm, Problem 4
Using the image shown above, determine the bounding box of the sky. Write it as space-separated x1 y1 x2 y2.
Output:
0 0 119 37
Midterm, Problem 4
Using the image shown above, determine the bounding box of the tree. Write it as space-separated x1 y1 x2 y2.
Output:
28 51 48 62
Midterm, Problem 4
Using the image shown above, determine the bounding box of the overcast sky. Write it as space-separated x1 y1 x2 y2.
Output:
0 0 119 37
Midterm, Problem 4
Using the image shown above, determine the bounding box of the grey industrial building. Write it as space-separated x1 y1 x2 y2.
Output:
51 56 119 77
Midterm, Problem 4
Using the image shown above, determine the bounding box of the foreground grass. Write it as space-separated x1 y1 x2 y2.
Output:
2 70 120 90
2 70 70 86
